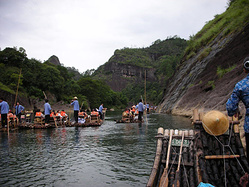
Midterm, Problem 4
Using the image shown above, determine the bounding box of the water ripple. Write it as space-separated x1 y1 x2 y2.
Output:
0 113 191 186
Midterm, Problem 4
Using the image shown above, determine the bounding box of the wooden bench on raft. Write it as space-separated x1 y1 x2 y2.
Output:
90 114 100 123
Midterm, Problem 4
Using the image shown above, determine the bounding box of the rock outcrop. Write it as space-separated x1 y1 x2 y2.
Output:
103 61 157 91
158 23 249 117
48 55 61 66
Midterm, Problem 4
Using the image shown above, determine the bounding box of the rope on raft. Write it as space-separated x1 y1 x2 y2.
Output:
202 120 247 187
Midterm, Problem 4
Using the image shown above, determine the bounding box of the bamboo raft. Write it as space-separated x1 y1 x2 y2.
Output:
17 110 106 129
147 110 249 187
66 110 106 127
115 111 146 123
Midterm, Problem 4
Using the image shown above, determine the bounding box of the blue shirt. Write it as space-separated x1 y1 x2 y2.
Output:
44 102 51 115
71 100 79 111
0 101 9 114
226 74 249 133
136 102 145 112
15 105 25 115
99 105 103 113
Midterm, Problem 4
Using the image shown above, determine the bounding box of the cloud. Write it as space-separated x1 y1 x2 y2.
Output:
0 0 228 73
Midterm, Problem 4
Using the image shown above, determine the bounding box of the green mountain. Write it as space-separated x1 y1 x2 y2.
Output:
158 0 249 116
92 36 187 105
0 47 127 110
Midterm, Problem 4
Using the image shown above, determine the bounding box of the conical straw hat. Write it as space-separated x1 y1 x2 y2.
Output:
202 110 229 136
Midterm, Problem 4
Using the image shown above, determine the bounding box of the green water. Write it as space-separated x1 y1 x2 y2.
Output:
0 111 192 187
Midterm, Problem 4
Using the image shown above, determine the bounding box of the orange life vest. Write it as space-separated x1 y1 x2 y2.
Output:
8 113 14 119
91 111 98 116
35 112 42 117
78 112 85 116
61 111 66 116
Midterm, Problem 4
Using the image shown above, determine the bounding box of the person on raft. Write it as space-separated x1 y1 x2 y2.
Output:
44 99 51 126
226 56 249 162
14 102 25 123
98 103 103 120
136 99 145 122
0 98 9 128
71 96 79 123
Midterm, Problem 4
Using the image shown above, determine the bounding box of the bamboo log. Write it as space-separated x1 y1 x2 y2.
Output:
179 130 183 136
184 130 189 137
164 129 170 136
147 128 164 187
199 112 204 121
175 129 179 135
205 155 240 159
193 109 199 122
159 129 173 187
189 130 194 137
234 124 240 133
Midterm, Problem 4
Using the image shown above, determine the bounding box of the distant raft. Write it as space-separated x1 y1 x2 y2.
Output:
147 110 249 187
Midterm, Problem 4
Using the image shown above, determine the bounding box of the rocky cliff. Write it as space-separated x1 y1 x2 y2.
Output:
103 61 157 92
158 23 249 117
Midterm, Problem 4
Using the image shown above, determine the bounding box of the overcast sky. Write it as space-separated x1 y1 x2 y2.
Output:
0 0 228 73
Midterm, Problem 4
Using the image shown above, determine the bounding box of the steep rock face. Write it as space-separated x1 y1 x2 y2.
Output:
158 23 249 116
104 61 157 91
48 55 61 66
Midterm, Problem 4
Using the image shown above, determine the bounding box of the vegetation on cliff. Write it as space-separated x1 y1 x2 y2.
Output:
158 0 249 115
93 36 187 105
185 0 249 60
0 47 127 109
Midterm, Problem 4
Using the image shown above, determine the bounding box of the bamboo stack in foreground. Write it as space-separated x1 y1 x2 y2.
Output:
147 109 249 187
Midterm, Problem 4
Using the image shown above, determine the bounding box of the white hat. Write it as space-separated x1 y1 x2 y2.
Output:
73 96 78 100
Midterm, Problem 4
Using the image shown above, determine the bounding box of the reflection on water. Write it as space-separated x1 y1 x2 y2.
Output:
0 112 192 187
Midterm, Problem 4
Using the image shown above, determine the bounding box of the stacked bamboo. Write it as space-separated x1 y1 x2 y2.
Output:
147 109 249 187
193 110 249 186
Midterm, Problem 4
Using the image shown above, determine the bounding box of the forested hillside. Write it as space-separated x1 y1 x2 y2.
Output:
158 0 249 116
0 47 128 110
92 36 187 105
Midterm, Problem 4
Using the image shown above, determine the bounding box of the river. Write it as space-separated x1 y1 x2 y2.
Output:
0 111 192 187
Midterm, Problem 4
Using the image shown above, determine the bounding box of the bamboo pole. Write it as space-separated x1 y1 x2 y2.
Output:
205 155 240 159
159 129 173 187
144 70 148 126
11 68 22 131
193 109 199 122
14 68 22 106
13 68 22 115
144 70 146 104
147 128 164 187
199 112 204 121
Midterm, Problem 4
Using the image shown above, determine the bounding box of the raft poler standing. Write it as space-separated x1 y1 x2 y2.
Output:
0 98 9 128
136 99 145 122
226 56 249 162
99 103 103 120
146 103 149 113
71 96 79 123
44 99 51 126
14 102 25 123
